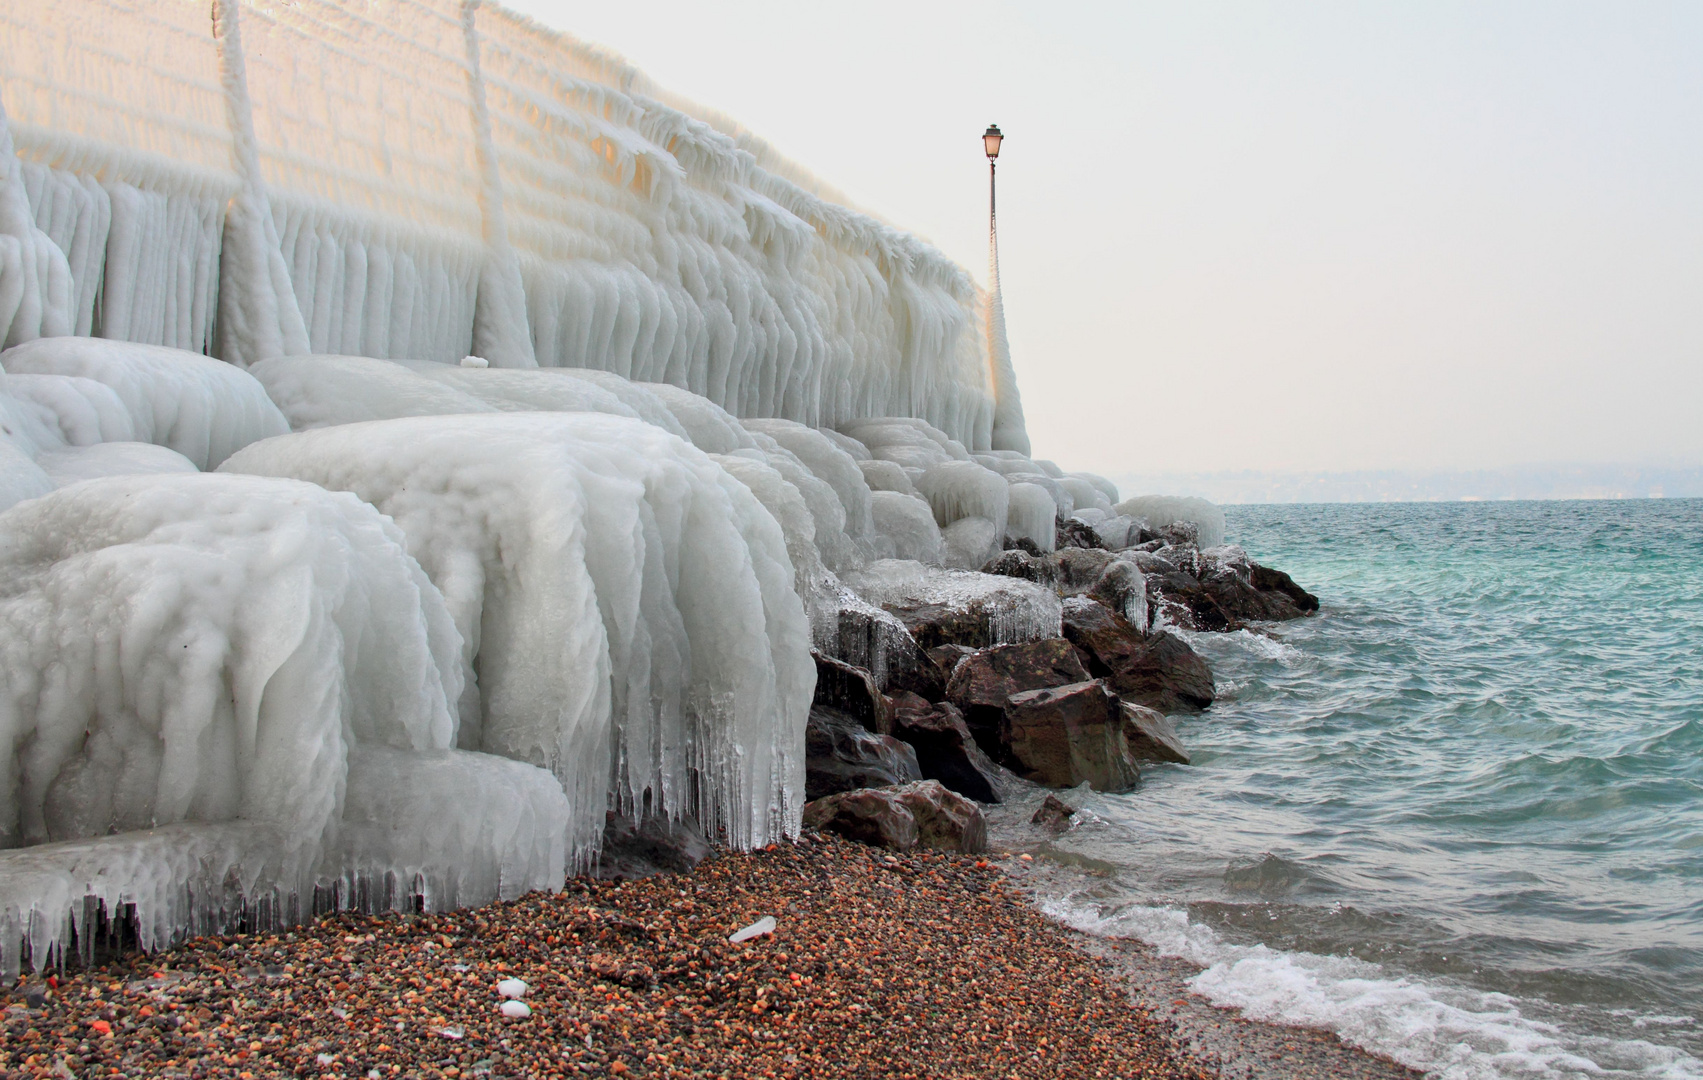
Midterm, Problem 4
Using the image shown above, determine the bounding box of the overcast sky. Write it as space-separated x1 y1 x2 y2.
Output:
506 0 1703 478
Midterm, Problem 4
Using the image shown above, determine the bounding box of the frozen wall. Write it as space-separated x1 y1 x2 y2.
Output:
0 0 1025 449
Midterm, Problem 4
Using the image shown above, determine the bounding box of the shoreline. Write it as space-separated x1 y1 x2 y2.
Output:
0 836 1414 1080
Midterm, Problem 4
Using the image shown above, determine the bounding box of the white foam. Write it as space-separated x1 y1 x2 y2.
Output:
1042 894 1702 1080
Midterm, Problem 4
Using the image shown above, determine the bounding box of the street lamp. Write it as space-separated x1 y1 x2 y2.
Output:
983 123 1003 221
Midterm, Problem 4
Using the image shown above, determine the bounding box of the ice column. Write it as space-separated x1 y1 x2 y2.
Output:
0 91 74 348
462 0 537 369
211 0 311 368
985 157 1029 456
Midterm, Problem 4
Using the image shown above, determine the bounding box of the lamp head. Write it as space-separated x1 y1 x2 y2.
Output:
983 124 1003 161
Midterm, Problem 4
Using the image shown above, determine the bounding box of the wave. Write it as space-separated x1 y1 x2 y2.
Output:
1040 891 1703 1080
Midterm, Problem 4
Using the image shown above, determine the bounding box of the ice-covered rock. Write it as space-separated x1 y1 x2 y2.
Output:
742 418 878 558
843 560 1062 651
249 354 498 429
36 441 198 485
1114 495 1225 549
869 490 943 565
941 515 1002 570
1058 476 1112 514
639 382 756 453
393 360 641 419
1005 482 1058 554
223 412 812 856
0 472 570 973
915 459 1009 534
1 373 135 445
1 338 288 468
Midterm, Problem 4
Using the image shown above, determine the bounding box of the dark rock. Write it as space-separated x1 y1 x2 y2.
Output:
827 606 945 703
890 691 1006 803
806 706 923 800
1056 517 1107 550
1119 701 1191 764
597 812 713 880
894 780 988 853
1061 598 1215 713
1251 562 1320 614
1002 680 1140 791
1031 793 1076 832
925 643 977 681
802 788 918 850
1157 521 1199 547
801 780 986 853
1002 534 1044 556
945 638 1092 753
1086 559 1148 628
868 574 1059 652
812 650 893 735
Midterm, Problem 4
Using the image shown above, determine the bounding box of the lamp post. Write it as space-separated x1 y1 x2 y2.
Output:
983 123 1003 227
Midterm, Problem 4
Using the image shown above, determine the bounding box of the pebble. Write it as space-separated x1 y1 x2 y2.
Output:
0 835 1220 1079
494 978 527 999
498 999 531 1019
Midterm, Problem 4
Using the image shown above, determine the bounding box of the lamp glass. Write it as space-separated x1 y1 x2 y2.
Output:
983 125 1002 160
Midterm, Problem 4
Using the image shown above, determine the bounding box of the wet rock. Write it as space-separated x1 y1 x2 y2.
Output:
926 642 978 682
843 563 1061 651
890 691 1006 804
1119 702 1190 764
802 788 918 850
946 638 1092 750
829 601 946 702
1055 517 1107 550
802 780 986 853
983 547 1149 627
597 813 713 880
806 707 923 800
1062 598 1214 713
1157 521 1199 547
1031 794 1077 832
1002 534 1045 557
1251 562 1320 613
813 650 893 735
1002 680 1140 791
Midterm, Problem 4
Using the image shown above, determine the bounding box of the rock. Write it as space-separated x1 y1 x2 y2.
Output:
983 547 1148 628
945 638 1092 750
829 600 946 702
801 780 987 853
1061 598 1215 713
802 787 919 850
1002 534 1045 557
1119 701 1190 764
1031 793 1076 832
1055 517 1107 550
1251 562 1320 614
1002 681 1139 791
843 561 1062 651
895 779 987 853
890 691 1006 804
597 812 714 880
925 643 977 681
1157 520 1199 546
728 916 777 944
806 707 922 800
812 650 893 734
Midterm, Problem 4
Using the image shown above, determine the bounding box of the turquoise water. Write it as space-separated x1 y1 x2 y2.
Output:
1005 499 1703 1078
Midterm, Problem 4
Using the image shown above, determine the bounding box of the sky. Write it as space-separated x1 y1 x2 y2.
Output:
506 0 1703 479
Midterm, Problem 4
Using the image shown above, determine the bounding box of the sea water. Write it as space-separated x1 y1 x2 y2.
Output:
999 499 1702 1079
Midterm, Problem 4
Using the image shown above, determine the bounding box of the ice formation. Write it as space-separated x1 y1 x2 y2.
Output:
0 473 571 973
222 413 812 861
1115 495 1227 548
0 0 1217 971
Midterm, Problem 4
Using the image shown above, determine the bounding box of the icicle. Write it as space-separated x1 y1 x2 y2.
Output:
0 89 74 347
211 0 311 366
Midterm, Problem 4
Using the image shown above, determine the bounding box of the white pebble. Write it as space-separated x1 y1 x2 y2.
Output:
499 999 532 1019
495 977 528 999
728 915 777 944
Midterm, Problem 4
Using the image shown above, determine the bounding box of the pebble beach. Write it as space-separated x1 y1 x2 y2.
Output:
0 835 1417 1079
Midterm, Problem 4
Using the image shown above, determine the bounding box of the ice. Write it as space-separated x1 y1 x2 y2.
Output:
728 915 777 943
1006 482 1059 553
549 369 691 440
0 338 289 468
0 473 572 972
869 490 944 565
223 411 811 857
711 451 841 645
36 442 198 485
496 978 528 999
0 432 51 512
639 382 757 453
1 374 135 445
941 515 1001 570
843 560 1063 645
915 459 1010 537
391 360 640 419
1115 495 1226 548
741 418 878 558
0 93 74 348
818 428 872 462
841 416 973 472
857 459 918 497
1058 476 1113 514
249 355 498 429
1072 472 1121 505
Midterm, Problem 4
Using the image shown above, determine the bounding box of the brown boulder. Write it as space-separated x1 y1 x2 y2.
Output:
826 599 946 702
925 643 977 682
1002 680 1139 791
890 691 1006 804
1119 702 1191 764
805 707 922 801
801 780 986 853
1031 793 1076 832
945 638 1091 750
1061 598 1215 713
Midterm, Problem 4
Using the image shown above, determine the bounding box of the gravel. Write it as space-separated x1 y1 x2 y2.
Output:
0 834 1398 1079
